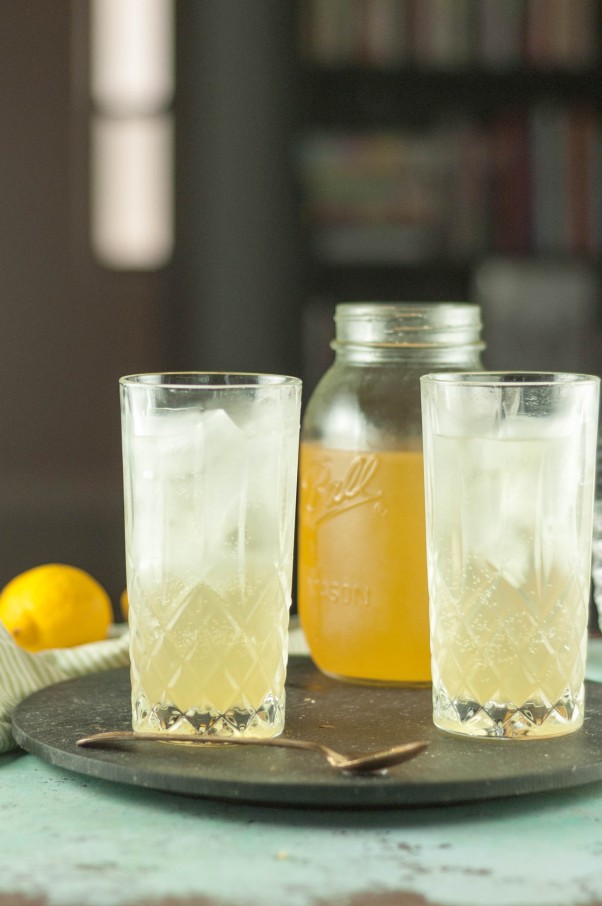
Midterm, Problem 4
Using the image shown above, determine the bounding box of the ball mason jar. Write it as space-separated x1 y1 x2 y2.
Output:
297 302 485 685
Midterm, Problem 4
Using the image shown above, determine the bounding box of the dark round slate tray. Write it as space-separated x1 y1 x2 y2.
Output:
11 657 602 808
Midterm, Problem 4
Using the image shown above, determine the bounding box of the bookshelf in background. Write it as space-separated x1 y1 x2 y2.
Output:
299 0 599 71
296 0 602 389
298 105 601 263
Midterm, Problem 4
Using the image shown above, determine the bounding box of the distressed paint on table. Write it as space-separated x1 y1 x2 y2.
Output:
2 750 602 906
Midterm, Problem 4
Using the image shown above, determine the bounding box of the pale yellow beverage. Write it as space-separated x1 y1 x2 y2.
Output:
427 427 593 738
129 561 289 737
120 373 301 739
431 562 588 737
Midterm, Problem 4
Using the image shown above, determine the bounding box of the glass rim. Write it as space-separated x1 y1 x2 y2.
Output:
119 372 302 390
420 371 600 388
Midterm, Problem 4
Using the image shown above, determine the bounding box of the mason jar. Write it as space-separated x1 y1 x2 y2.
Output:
297 302 485 685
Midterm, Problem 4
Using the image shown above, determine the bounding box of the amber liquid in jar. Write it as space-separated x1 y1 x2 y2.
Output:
299 443 430 683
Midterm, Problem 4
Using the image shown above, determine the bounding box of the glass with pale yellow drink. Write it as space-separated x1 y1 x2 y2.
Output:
421 372 599 738
120 373 301 738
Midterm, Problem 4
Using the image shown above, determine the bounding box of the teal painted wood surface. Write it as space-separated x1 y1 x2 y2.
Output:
2 749 602 906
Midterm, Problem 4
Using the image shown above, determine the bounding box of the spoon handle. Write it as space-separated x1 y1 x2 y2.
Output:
77 731 324 756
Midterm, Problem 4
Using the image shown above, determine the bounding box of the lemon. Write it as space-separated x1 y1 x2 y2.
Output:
0 564 113 652
120 588 129 621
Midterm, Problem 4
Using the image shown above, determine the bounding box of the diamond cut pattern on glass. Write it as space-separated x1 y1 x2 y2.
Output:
431 559 587 738
130 566 289 738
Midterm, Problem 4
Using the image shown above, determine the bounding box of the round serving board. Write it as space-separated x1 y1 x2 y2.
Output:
11 657 602 808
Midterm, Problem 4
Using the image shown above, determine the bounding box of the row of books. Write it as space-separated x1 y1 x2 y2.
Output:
300 0 600 69
297 105 601 262
493 106 601 255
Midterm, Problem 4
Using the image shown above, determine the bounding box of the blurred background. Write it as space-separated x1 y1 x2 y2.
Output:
1 0 601 611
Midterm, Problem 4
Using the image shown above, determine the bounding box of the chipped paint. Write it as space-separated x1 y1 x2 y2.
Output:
0 895 49 906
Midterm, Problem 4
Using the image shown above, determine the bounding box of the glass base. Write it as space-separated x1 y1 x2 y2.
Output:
132 692 285 739
433 685 584 739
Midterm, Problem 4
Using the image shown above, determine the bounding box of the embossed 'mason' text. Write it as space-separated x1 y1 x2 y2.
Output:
303 453 383 527
308 576 371 608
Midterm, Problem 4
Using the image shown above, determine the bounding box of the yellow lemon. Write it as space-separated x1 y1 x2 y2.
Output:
0 564 113 652
120 588 129 621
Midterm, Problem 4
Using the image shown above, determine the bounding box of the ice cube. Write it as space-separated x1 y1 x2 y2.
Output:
130 407 248 585
237 396 299 555
461 424 581 591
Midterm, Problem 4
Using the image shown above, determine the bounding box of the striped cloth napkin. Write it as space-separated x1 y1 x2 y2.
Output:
0 622 130 754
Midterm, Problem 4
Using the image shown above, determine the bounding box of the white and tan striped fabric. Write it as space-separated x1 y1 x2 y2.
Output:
0 623 130 753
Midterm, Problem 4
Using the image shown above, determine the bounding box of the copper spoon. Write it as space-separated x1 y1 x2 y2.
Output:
76 731 428 775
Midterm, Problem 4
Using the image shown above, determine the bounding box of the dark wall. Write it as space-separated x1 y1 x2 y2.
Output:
0 2 304 606
0 2 171 606
173 1 304 377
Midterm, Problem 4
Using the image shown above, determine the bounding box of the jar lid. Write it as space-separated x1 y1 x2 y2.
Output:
334 302 484 349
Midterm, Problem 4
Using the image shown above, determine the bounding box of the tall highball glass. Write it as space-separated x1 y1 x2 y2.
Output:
421 372 599 739
120 373 302 738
